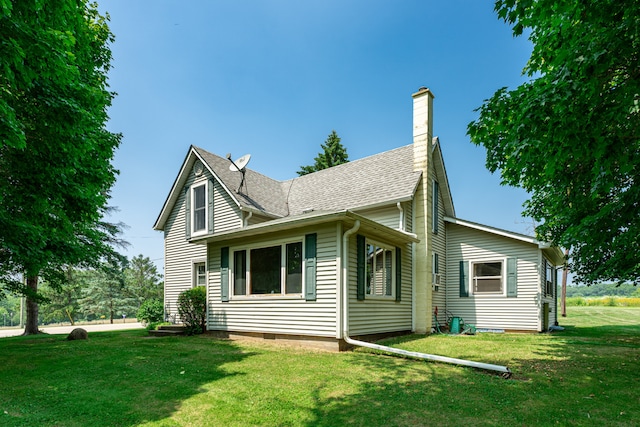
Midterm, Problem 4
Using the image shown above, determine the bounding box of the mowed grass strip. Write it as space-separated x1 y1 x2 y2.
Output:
0 306 638 426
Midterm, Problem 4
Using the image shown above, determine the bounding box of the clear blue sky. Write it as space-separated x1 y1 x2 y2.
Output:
97 1 536 272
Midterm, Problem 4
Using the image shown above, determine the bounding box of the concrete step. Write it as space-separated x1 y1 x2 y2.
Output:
149 325 187 337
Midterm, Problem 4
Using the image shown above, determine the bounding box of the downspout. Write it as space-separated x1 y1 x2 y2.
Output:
341 220 511 377
396 202 404 231
243 210 253 228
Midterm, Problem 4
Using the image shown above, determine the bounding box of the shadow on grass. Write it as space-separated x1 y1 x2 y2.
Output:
302 325 640 427
0 329 254 427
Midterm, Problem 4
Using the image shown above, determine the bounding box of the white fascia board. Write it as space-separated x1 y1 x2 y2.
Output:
444 216 539 245
193 149 242 210
191 210 419 246
153 146 197 231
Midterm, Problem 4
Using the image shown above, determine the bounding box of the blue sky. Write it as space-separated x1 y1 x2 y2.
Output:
98 1 535 272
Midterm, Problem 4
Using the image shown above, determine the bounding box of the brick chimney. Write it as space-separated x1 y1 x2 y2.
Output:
411 87 435 334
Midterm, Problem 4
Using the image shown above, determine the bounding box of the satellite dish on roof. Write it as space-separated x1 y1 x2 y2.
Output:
227 153 251 193
228 153 251 172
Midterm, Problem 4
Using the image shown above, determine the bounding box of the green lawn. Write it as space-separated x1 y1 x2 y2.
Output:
1 306 639 426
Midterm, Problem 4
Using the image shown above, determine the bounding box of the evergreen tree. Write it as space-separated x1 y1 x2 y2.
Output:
125 255 163 309
79 262 137 324
297 130 349 176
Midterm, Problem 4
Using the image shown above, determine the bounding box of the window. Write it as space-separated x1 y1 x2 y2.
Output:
472 261 503 294
365 240 394 297
432 252 440 291
232 241 303 296
193 262 206 287
192 184 206 233
432 180 439 234
544 259 556 297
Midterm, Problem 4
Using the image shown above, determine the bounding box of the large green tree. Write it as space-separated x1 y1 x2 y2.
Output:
297 130 349 176
468 0 640 284
40 269 84 325
79 262 137 324
125 255 163 309
0 0 124 334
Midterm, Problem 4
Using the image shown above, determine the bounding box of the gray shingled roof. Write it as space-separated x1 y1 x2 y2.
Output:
195 144 422 218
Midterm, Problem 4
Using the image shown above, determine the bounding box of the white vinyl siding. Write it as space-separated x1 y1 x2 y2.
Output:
349 235 413 336
212 179 242 233
164 172 208 322
446 223 542 331
356 202 410 231
431 165 447 325
164 167 241 322
207 224 339 337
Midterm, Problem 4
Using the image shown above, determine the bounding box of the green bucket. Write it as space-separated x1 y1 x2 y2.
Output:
450 317 461 334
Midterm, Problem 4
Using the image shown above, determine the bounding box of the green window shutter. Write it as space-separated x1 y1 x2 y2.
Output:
220 247 229 302
208 179 215 234
305 233 317 301
507 257 518 297
395 247 402 302
459 260 469 297
434 253 439 274
356 234 365 301
184 187 191 239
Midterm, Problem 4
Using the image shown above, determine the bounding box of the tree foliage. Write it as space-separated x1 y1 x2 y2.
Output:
78 262 137 324
0 1 124 333
125 255 163 308
40 269 84 325
136 298 164 325
297 130 349 176
467 0 640 284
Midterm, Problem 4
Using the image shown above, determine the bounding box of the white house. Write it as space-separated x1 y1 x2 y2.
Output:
153 87 564 349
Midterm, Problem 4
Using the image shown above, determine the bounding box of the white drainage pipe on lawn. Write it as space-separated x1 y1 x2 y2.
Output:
343 335 512 377
340 219 512 378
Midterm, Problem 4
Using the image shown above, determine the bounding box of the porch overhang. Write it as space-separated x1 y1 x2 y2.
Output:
190 210 419 246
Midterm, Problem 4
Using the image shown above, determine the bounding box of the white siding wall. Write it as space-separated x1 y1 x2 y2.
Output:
164 171 207 321
164 168 241 321
431 168 447 325
356 205 402 230
213 179 242 232
207 224 339 337
348 234 413 336
445 224 543 331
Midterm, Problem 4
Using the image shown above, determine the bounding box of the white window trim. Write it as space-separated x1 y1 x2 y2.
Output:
192 259 207 288
432 252 440 291
190 180 208 238
470 258 506 296
229 237 306 299
364 237 396 300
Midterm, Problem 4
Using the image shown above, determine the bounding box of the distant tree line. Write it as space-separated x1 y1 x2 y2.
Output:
566 283 640 298
0 255 162 327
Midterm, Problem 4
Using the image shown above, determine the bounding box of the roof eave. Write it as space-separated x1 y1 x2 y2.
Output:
190 210 419 246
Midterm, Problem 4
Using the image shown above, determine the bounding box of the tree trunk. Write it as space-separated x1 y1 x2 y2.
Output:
65 308 75 326
561 248 569 317
23 275 40 335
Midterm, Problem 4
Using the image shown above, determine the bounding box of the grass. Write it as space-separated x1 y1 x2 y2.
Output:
567 296 640 307
0 306 638 426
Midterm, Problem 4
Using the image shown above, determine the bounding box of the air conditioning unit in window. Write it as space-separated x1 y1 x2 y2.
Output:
432 273 441 291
